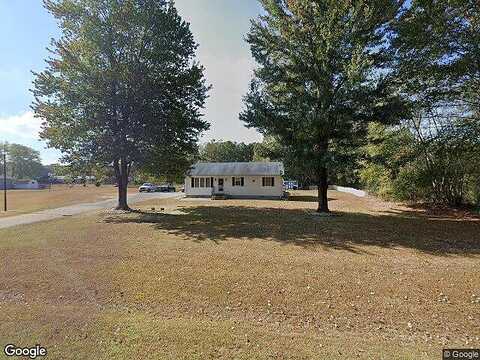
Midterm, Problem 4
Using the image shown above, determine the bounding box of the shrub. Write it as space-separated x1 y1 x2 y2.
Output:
359 163 393 199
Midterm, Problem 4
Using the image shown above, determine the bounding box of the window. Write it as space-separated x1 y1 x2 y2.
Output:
191 177 213 188
262 177 275 187
232 177 244 187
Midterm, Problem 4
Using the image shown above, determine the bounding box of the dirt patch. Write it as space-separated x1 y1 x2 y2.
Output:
0 185 118 218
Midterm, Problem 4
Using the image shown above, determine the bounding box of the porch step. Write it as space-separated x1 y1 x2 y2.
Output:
211 194 227 200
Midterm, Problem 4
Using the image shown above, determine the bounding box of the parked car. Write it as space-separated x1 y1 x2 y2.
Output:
158 184 176 192
283 180 299 190
138 183 157 192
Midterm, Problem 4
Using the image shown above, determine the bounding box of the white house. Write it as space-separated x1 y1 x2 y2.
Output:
185 162 285 199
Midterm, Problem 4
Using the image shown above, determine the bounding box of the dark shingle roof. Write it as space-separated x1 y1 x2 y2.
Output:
188 162 284 176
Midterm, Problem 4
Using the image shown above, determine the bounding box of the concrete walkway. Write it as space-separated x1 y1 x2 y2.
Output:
0 192 182 229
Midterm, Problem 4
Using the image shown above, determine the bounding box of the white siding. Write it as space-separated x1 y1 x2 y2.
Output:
14 181 41 190
185 175 283 198
184 176 213 197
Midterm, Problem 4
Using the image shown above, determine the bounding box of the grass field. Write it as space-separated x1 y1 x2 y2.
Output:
0 190 478 359
0 185 118 218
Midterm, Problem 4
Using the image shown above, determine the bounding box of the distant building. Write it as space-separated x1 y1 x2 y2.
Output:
0 177 15 190
185 162 285 199
14 180 41 190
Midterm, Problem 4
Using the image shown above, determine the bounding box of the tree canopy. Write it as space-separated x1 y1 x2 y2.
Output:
359 0 480 206
0 143 45 180
199 140 255 163
32 0 210 209
240 0 406 212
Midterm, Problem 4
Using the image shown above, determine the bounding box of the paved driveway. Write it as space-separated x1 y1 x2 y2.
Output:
0 192 182 229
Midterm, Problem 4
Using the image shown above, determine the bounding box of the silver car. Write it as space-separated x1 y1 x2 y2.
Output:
138 183 157 192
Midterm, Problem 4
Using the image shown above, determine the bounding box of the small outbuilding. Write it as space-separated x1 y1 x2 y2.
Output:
185 162 284 199
14 180 41 190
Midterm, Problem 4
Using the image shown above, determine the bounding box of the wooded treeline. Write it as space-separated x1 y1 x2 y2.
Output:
359 0 480 207
239 0 479 209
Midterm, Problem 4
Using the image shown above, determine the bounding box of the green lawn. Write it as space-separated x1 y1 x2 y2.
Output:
0 191 478 359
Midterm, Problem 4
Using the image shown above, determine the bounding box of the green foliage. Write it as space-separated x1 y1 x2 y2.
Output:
393 0 480 112
51 160 114 184
252 136 281 162
391 165 429 203
32 0 210 208
50 164 70 177
252 136 319 187
359 163 393 199
468 177 480 206
374 0 480 207
240 0 406 211
360 122 480 206
133 169 180 185
199 140 255 163
0 143 45 180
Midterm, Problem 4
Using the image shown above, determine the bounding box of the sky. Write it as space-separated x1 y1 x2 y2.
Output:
0 0 263 164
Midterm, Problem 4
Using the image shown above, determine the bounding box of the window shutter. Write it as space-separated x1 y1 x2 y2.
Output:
232 177 235 187
272 177 274 187
241 177 244 186
211 177 214 188
191 178 194 188
262 177 265 187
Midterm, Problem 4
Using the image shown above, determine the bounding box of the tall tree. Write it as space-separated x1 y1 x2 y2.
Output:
240 0 406 212
32 0 210 209
0 143 44 180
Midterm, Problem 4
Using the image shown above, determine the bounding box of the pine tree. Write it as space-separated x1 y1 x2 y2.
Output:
240 0 406 212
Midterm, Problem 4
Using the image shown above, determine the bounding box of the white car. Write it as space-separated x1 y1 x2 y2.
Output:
138 183 157 192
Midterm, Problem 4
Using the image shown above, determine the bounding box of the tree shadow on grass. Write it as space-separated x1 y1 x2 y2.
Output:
288 196 337 203
103 205 480 256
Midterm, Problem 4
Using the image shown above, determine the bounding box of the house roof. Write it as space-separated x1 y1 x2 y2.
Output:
15 179 38 184
188 162 284 176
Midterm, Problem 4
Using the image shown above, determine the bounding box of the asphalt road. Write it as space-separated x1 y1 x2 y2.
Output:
0 192 182 230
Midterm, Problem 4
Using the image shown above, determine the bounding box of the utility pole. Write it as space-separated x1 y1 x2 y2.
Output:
3 144 6 212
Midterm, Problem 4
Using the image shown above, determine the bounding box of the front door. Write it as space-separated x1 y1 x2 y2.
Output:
218 178 224 192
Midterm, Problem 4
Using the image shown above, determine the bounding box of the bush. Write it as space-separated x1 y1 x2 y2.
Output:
361 121 480 207
359 163 393 199
466 175 480 207
391 165 429 203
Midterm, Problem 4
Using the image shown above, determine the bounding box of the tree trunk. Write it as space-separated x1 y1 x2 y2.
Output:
114 158 130 211
317 165 329 213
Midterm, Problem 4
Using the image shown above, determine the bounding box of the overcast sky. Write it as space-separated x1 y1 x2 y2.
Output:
0 0 263 164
